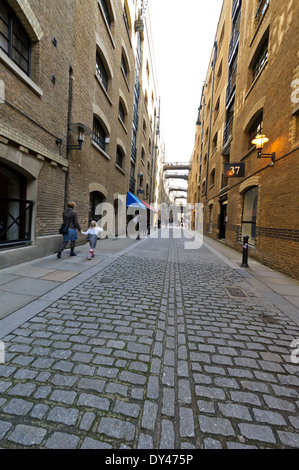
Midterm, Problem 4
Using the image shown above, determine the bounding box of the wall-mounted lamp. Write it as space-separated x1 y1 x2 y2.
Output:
251 134 275 165
68 123 92 151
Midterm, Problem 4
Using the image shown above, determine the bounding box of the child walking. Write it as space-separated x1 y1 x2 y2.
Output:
81 220 103 259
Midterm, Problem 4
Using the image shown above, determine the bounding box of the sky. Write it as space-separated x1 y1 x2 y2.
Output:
149 0 224 170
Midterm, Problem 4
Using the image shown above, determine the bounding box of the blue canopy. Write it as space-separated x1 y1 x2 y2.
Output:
127 192 146 210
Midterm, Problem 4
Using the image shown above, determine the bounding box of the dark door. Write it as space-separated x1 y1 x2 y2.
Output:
219 203 227 239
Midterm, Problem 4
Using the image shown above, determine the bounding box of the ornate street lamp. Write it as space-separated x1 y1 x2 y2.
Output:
252 134 275 165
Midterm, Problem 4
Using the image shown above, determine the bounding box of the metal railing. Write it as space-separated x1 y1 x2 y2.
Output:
0 197 33 248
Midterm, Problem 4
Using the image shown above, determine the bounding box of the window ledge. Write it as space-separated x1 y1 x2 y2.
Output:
118 116 128 134
95 73 113 106
116 163 125 174
92 140 110 160
245 60 268 100
0 50 43 97
121 67 130 92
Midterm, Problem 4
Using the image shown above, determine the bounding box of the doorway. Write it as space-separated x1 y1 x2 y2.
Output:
219 202 227 239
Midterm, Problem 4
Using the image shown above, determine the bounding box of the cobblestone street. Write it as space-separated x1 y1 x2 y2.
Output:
0 231 299 449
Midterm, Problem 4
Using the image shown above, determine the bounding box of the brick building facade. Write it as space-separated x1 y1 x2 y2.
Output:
188 0 299 280
0 0 163 268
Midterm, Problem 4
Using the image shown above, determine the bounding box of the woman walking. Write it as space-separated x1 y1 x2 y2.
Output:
57 201 81 258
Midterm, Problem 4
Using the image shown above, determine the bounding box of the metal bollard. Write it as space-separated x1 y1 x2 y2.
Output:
241 236 249 268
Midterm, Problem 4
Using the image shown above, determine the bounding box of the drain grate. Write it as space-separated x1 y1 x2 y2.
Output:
225 287 248 299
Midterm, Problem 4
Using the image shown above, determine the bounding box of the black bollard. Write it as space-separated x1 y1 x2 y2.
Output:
241 235 249 268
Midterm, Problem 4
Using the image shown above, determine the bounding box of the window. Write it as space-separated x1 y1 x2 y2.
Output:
0 0 31 75
93 117 106 151
252 34 268 81
99 0 111 28
255 0 269 25
214 97 220 120
96 53 109 92
216 61 222 89
118 100 125 124
210 169 216 187
242 187 258 245
121 53 128 79
248 113 263 149
116 146 124 169
212 132 218 152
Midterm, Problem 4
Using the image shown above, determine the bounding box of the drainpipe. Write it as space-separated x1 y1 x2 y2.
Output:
64 66 74 207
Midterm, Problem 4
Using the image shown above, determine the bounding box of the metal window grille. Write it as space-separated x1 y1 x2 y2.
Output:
0 0 30 76
252 36 268 81
248 113 263 149
96 53 108 91
117 147 124 168
0 197 33 248
93 118 106 151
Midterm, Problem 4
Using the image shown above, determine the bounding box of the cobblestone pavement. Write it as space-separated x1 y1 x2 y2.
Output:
0 232 299 449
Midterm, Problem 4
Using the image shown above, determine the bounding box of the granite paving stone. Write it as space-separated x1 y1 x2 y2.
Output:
0 234 298 449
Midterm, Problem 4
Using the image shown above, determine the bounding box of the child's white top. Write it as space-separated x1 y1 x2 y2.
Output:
82 227 103 235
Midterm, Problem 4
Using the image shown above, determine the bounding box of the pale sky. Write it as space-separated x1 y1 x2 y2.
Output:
149 0 224 170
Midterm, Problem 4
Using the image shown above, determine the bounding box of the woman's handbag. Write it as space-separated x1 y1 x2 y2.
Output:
59 222 69 235
59 214 71 235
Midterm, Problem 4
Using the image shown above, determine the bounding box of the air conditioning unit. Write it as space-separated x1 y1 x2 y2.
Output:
105 138 110 144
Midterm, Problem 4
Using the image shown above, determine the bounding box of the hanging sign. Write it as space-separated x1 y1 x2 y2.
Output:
224 163 245 178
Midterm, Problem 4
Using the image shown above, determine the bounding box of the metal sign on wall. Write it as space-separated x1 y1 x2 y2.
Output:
224 163 245 178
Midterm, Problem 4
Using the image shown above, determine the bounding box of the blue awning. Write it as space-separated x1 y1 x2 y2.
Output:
127 192 147 210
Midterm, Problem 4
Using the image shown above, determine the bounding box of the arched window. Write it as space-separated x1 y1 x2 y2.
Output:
242 187 258 245
210 169 215 187
99 0 112 28
96 52 109 92
116 145 125 169
118 100 126 124
93 117 107 151
121 52 128 79
0 0 31 76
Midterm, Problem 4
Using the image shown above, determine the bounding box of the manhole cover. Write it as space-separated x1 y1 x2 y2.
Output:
226 287 248 298
99 278 114 284
261 314 279 324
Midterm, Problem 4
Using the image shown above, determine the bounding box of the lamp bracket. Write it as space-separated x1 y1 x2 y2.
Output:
257 150 275 162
